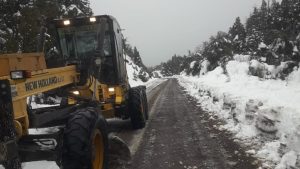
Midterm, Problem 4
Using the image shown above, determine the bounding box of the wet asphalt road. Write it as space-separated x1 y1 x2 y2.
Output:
110 79 259 169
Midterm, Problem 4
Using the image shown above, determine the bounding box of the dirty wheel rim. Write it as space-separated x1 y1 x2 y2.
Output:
93 129 104 169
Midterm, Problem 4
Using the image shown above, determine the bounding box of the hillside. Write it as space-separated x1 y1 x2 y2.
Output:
125 54 151 87
123 39 152 86
158 0 300 79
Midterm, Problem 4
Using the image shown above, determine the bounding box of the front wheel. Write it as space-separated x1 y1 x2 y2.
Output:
62 108 109 169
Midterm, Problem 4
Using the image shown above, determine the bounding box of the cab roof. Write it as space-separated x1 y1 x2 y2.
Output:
52 15 120 28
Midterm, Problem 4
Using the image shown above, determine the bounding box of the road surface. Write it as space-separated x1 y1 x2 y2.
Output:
110 78 259 169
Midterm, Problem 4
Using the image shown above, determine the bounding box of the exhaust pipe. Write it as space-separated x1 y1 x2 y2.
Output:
36 16 47 53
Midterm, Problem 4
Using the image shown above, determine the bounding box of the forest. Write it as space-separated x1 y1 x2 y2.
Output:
158 0 300 79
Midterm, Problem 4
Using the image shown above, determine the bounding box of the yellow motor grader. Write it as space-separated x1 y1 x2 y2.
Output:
0 15 148 169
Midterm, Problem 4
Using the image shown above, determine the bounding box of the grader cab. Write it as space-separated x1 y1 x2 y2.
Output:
0 15 148 169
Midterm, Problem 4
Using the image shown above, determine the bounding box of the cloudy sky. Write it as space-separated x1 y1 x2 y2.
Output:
90 0 263 66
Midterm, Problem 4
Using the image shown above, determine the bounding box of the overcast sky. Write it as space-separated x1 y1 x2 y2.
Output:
90 0 263 66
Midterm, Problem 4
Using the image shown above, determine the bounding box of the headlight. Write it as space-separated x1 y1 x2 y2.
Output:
72 91 80 95
10 71 25 80
90 17 96 22
108 87 115 92
63 20 70 25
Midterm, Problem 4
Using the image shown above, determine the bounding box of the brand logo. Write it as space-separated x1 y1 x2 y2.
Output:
25 76 64 91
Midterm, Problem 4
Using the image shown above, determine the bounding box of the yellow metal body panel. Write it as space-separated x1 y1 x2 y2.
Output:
114 86 126 104
14 120 23 138
12 99 29 135
99 85 128 118
11 66 77 101
102 104 115 118
0 53 46 77
2 65 78 136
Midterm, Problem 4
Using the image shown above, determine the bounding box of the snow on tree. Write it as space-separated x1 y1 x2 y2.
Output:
246 7 264 54
202 31 232 71
0 0 93 54
154 0 300 79
62 0 93 17
0 0 30 53
228 17 246 54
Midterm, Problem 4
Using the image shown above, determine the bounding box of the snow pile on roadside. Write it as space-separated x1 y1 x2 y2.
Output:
152 70 163 78
177 57 300 169
145 78 167 93
199 60 210 76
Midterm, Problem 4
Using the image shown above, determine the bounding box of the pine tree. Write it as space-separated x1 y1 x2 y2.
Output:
289 0 300 38
260 0 269 29
269 0 281 29
266 0 282 41
133 47 142 66
202 31 232 70
260 0 276 44
62 0 93 17
0 0 30 53
246 7 264 53
228 17 246 54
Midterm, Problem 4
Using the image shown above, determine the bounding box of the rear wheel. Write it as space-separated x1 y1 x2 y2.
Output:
129 87 146 129
141 87 149 120
62 108 108 169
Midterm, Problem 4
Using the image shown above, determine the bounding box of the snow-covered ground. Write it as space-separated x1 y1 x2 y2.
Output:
177 55 300 169
0 161 59 169
145 78 167 93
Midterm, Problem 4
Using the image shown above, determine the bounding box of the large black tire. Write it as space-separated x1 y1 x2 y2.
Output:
3 159 21 169
141 87 149 120
62 108 109 169
129 87 146 129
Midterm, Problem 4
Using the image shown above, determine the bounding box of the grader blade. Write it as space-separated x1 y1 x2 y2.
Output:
108 135 131 168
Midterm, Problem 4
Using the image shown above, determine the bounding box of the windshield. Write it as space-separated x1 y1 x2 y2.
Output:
58 24 112 61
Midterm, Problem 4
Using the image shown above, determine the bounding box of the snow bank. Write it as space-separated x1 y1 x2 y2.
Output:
200 60 210 75
249 59 296 79
288 67 300 84
177 58 300 168
0 162 59 169
233 54 251 62
152 70 163 78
